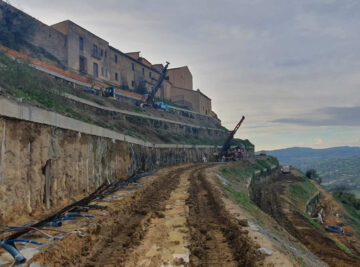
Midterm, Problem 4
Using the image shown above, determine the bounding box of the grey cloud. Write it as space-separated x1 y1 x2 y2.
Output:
8 0 360 148
273 106 360 126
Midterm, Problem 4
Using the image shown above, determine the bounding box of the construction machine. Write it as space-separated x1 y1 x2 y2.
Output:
216 116 245 161
139 62 170 110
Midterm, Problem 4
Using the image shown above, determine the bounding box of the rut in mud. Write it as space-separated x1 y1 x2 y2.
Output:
30 166 188 266
29 164 262 266
187 167 262 266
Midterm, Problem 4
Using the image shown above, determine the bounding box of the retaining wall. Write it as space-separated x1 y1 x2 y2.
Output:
0 97 217 223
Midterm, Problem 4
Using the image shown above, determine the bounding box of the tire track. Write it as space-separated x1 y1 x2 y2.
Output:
187 167 262 266
30 166 190 266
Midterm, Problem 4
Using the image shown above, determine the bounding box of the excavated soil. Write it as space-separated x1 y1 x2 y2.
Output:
30 166 188 266
187 167 263 266
252 171 360 267
28 164 263 267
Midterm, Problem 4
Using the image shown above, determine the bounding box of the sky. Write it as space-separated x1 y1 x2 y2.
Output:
8 0 360 150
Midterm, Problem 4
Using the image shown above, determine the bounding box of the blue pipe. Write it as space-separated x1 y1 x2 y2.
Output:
0 228 23 233
0 241 26 263
63 212 81 217
46 221 62 227
53 217 76 222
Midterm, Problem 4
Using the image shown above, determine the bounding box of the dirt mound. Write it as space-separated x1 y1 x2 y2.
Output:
187 167 263 266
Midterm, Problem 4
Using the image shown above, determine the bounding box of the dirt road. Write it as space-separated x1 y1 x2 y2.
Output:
29 164 262 266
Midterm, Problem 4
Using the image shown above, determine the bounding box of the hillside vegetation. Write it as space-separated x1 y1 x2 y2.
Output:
0 51 254 147
267 147 360 193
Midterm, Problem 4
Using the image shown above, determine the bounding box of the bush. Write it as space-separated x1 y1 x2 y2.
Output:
306 169 318 179
135 80 148 95
334 191 360 210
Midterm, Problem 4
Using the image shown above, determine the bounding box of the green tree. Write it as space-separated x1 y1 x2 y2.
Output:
306 169 318 179
135 80 148 95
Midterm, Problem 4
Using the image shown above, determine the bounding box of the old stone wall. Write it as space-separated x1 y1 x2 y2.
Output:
0 1 67 66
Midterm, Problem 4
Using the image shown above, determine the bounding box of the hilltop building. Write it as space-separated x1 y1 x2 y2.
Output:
0 1 216 117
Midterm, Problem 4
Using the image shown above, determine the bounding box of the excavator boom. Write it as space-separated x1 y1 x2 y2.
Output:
218 116 245 159
146 62 170 105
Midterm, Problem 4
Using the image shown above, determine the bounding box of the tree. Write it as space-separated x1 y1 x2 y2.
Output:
135 80 147 95
306 169 319 179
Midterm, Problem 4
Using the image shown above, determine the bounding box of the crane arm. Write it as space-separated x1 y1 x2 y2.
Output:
146 62 170 105
218 116 245 158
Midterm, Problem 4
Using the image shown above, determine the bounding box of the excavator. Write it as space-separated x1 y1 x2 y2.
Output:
138 62 170 110
104 62 170 111
216 116 245 161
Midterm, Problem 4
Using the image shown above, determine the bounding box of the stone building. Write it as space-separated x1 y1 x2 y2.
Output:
171 87 212 115
52 20 111 80
167 66 193 90
0 0 214 116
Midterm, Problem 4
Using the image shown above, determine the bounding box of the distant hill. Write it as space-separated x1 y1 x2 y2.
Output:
265 146 360 191
265 146 360 164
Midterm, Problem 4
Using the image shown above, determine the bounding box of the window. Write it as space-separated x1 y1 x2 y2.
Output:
142 68 145 75
132 63 135 71
131 81 135 87
101 67 104 76
100 49 103 57
115 72 119 81
149 72 152 78
115 55 118 63
79 56 87 73
105 51 107 58
93 62 98 78
79 37 84 51
92 44 98 58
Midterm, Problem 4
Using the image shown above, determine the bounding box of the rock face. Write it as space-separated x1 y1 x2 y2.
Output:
0 117 215 224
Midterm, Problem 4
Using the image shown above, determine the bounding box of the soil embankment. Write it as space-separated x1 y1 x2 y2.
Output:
252 170 360 266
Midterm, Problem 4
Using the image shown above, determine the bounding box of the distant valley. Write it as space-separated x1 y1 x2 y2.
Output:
266 146 360 192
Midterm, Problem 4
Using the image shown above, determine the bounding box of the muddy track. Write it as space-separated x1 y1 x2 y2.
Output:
30 166 190 266
187 167 262 266
252 172 360 267
30 164 262 266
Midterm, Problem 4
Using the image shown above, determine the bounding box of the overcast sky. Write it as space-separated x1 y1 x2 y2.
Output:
9 0 360 150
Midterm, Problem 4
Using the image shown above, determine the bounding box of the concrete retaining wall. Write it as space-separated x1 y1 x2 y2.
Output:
0 97 219 223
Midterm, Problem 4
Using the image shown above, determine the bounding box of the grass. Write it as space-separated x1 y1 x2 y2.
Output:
253 157 279 174
333 194 360 236
332 239 352 255
0 52 73 113
223 184 264 225
292 255 306 267
304 213 324 232
219 166 254 180
289 177 318 207
0 52 107 127
133 106 146 113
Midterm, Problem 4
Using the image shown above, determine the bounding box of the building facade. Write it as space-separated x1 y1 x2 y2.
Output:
167 66 193 90
0 1 214 116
